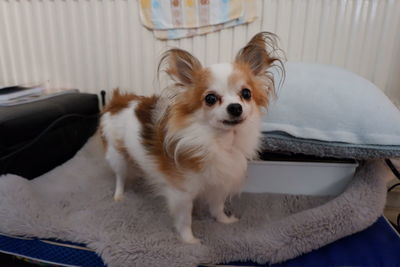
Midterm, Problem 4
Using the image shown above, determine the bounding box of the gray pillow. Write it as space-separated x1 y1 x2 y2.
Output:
261 62 400 159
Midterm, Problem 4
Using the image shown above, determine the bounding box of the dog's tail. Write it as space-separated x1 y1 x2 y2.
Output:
102 88 141 115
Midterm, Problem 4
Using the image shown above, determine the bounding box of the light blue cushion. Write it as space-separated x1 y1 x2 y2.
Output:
261 62 400 159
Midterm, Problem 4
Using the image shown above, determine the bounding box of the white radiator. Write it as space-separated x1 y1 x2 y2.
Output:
1 0 399 105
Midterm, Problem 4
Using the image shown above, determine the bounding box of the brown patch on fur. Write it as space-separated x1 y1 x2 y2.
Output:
103 89 140 115
115 139 132 162
169 68 211 128
176 149 204 171
230 62 269 107
135 95 204 189
99 124 107 151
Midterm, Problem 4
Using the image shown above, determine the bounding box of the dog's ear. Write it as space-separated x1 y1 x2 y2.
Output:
159 48 202 86
235 32 280 76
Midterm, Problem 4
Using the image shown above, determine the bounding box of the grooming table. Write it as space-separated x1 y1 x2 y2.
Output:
0 216 398 266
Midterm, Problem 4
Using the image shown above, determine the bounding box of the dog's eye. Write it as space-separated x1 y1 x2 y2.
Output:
241 88 252 100
205 94 218 106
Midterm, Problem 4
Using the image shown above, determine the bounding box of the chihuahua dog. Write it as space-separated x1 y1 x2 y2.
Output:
100 32 282 244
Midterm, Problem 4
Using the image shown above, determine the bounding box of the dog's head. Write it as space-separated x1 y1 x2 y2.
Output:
159 32 283 131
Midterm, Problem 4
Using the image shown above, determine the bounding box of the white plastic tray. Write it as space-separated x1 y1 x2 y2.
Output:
244 160 358 196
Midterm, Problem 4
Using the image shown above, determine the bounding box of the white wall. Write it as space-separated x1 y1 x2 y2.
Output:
1 0 399 105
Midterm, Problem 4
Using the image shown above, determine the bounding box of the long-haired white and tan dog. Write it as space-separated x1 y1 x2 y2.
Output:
100 32 282 244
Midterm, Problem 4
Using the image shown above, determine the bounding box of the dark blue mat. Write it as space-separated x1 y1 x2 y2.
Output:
0 235 105 266
217 216 400 267
0 216 399 266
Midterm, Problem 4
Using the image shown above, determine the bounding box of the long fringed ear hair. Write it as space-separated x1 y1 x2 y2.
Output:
235 32 285 96
158 48 203 87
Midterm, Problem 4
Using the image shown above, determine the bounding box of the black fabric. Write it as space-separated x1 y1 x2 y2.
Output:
0 93 99 179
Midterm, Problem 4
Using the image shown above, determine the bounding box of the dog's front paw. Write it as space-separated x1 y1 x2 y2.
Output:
113 193 124 202
217 214 239 224
179 230 201 244
182 236 201 244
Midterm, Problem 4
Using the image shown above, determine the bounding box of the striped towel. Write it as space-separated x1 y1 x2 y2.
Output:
139 0 257 40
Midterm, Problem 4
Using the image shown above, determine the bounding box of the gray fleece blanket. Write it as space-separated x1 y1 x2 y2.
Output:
0 135 388 267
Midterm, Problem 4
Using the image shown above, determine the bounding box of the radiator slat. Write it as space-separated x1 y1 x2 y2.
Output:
0 0 399 105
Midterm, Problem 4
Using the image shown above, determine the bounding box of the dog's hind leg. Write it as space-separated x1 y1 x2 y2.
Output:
106 146 128 201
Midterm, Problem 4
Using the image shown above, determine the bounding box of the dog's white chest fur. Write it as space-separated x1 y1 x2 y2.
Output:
199 114 261 194
204 132 247 193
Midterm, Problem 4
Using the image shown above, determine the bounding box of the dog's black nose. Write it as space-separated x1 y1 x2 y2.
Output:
227 103 243 117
